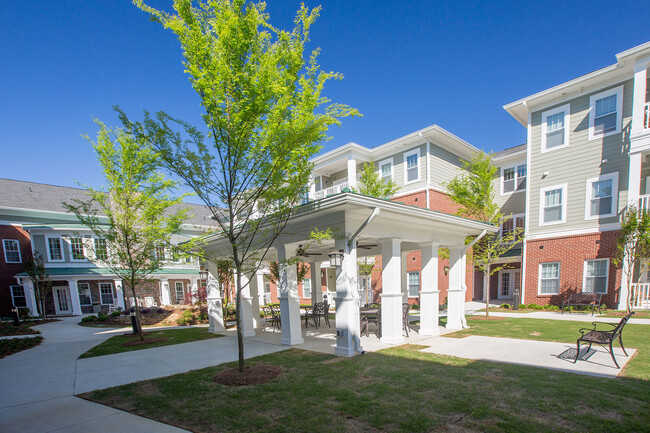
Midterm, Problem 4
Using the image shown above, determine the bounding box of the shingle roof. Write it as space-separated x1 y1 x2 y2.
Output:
491 144 526 160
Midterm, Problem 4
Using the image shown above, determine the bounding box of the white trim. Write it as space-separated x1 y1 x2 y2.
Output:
521 113 532 305
584 172 619 220
46 236 65 262
174 281 184 301
68 236 87 262
3 239 22 263
582 259 609 295
302 277 312 298
500 213 525 242
538 262 561 295
77 282 93 306
541 103 570 153
500 161 527 196
588 85 624 140
99 282 115 305
526 223 622 240
539 184 568 226
378 157 394 182
403 148 420 185
407 271 420 298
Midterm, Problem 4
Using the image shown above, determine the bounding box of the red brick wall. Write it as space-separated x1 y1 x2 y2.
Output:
0 224 33 315
524 231 621 308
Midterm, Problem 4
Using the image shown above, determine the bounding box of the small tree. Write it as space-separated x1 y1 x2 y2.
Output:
614 205 650 313
352 162 399 198
63 123 190 340
445 153 523 316
23 253 53 318
269 261 309 286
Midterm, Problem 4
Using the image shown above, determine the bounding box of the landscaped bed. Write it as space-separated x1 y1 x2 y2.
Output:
0 336 43 358
0 319 58 336
79 327 222 358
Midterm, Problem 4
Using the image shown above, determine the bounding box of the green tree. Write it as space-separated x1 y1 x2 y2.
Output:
124 0 358 372
352 162 399 198
23 253 53 318
63 123 190 340
445 153 524 316
614 205 650 313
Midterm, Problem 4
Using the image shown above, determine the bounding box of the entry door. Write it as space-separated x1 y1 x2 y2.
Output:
358 276 371 306
498 270 520 299
53 286 72 314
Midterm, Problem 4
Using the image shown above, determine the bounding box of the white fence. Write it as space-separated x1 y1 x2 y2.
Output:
312 181 350 200
631 283 650 309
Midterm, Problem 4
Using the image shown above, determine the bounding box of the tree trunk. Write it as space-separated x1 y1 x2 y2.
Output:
235 267 245 373
130 285 144 341
626 259 635 314
484 267 490 317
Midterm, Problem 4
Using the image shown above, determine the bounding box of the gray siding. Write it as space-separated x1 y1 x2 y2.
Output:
429 143 466 188
494 167 527 216
32 234 46 260
528 79 633 235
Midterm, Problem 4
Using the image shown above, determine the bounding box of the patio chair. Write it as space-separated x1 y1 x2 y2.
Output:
308 302 329 329
361 306 381 338
402 303 412 337
574 311 634 368
263 306 281 331
322 301 331 327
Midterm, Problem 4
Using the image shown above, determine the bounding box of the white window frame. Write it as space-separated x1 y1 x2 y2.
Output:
302 278 311 298
77 282 92 306
10 285 27 308
500 213 525 243
588 86 624 140
584 172 618 220
99 283 114 305
378 158 394 183
46 236 64 262
403 148 420 185
541 104 570 152
538 262 560 295
539 184 568 226
407 271 420 298
582 259 609 295
3 239 22 263
68 237 87 262
94 238 108 262
500 162 527 195
175 282 184 301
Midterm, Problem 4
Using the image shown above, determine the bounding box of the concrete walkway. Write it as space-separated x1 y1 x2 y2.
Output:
469 310 650 325
0 317 285 433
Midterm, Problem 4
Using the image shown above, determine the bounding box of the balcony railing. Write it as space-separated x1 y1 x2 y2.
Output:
631 283 650 309
645 103 650 129
312 181 349 200
639 195 650 213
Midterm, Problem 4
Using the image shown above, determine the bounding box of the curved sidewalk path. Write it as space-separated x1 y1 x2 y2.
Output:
0 317 286 433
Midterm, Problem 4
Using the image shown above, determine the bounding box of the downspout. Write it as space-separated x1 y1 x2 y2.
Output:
420 133 431 209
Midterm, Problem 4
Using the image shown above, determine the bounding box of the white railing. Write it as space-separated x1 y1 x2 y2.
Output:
639 195 650 213
631 283 650 309
645 103 650 129
312 181 350 200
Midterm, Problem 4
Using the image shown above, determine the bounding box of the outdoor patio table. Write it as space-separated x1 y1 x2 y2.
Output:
360 308 380 337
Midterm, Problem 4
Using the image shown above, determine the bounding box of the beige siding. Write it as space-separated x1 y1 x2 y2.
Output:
392 143 427 193
429 143 466 188
494 167 527 215
528 79 633 236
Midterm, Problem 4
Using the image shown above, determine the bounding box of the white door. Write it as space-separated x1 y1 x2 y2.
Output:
498 270 520 300
358 275 371 306
53 286 72 314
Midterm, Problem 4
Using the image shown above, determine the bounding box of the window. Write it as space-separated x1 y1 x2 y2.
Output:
379 158 393 182
541 104 570 151
302 278 311 298
69 237 85 261
404 149 420 183
583 259 609 294
589 86 623 139
99 283 114 305
3 239 21 263
585 173 618 219
539 262 560 295
47 237 64 261
94 238 108 261
175 282 184 301
540 184 567 225
501 214 525 242
77 283 92 306
155 245 166 262
407 271 420 297
171 248 181 263
502 164 526 194
11 285 27 308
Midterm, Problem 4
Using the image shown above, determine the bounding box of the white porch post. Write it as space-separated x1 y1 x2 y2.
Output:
21 278 38 316
160 278 171 306
621 151 644 309
249 271 261 328
204 268 225 332
401 251 408 303
239 273 256 337
310 261 323 304
347 158 357 189
308 174 316 200
631 62 648 136
334 237 361 356
446 246 464 330
190 277 199 304
256 272 266 306
113 279 125 309
419 243 440 335
278 245 304 345
380 239 404 344
66 279 82 316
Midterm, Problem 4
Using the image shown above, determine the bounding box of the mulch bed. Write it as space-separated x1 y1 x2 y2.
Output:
214 365 282 386
121 337 169 347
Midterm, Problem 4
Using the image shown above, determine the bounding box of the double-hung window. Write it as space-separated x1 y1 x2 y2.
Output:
47 237 64 262
302 278 311 298
99 283 114 305
155 245 166 262
589 86 623 139
539 262 560 295
407 271 420 298
379 158 393 183
77 283 92 306
502 164 526 194
11 285 27 308
541 104 570 151
69 237 86 261
540 184 567 225
94 238 108 261
404 149 420 183
175 282 184 301
585 173 618 219
583 259 609 294
501 215 525 242
3 239 21 263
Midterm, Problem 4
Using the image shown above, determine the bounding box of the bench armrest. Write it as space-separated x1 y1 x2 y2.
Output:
591 321 617 329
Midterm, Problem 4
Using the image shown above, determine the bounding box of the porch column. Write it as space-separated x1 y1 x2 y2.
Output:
446 246 464 330
419 242 440 335
631 62 648 136
310 261 323 304
190 277 199 304
204 267 225 332
278 245 304 345
347 158 357 189
401 251 408 303
380 239 404 344
160 278 171 306
113 279 125 309
239 273 256 337
21 278 38 316
334 237 361 356
66 279 82 316
249 271 261 328
621 151 644 309
256 272 266 305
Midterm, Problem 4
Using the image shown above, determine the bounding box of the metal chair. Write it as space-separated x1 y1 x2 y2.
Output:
402 303 412 337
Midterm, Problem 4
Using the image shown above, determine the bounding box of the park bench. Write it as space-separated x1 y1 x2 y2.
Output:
561 292 603 316
574 312 634 368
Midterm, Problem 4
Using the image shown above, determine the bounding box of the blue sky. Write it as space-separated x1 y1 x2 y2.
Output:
1 0 649 191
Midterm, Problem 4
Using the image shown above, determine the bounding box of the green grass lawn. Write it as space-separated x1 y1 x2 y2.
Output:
79 327 222 359
0 336 43 358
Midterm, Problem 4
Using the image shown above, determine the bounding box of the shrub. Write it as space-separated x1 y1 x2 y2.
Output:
156 308 165 314
140 308 150 315
97 313 108 321
110 311 121 317
500 303 511 309
197 311 208 322
519 304 526 310
81 315 97 323
176 309 196 326
18 309 31 320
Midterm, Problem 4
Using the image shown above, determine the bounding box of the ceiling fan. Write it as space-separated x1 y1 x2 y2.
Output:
296 245 322 257
357 243 378 250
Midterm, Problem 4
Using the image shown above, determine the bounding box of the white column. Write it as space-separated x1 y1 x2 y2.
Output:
190 278 199 304
622 152 644 310
347 158 357 189
460 252 469 329
334 237 361 356
113 279 125 309
308 174 316 200
380 239 404 344
310 261 322 304
632 62 648 136
446 246 464 330
419 243 440 335
160 279 171 306
278 245 304 345
22 278 38 316
66 279 82 316
239 273 256 337
401 251 408 303
255 272 266 306
249 271 261 329
204 266 225 332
